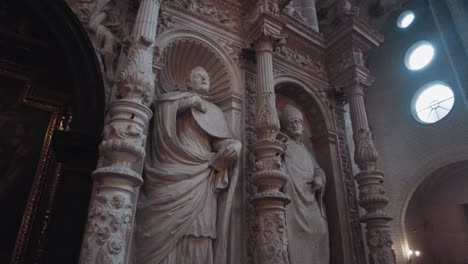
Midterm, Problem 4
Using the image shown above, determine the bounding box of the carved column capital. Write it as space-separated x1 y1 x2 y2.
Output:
247 5 287 46
345 76 374 97
347 82 365 96
255 38 275 55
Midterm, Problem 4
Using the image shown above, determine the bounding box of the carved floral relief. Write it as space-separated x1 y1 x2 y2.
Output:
274 45 327 77
168 0 241 31
80 192 133 264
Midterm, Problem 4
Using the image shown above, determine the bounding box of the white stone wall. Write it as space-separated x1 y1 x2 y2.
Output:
366 0 468 263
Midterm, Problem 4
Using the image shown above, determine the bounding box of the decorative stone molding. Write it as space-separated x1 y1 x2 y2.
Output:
157 11 177 36
116 49 155 106
256 210 289 263
244 72 259 264
347 82 396 264
333 106 367 264
66 0 128 103
80 191 134 264
324 12 396 264
166 0 241 31
354 128 378 173
216 37 242 63
274 45 326 77
247 5 291 263
62 0 402 263
367 226 396 264
79 0 160 263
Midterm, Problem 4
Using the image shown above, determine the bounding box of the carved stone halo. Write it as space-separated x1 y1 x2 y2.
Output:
158 39 232 96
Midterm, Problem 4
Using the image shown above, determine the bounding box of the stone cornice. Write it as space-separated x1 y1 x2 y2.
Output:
329 64 375 89
325 16 381 90
326 17 384 50
273 54 328 84
283 15 326 49
247 12 287 44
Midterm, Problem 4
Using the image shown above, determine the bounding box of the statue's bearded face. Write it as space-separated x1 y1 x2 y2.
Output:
285 118 304 138
189 68 210 94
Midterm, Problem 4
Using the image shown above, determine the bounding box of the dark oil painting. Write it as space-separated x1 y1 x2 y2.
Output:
0 74 52 263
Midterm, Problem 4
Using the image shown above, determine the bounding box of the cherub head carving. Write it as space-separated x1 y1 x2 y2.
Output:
187 66 210 94
281 104 304 140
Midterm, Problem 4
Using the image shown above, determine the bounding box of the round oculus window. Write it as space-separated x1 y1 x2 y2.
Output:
412 82 455 124
405 41 435 71
397 10 415 29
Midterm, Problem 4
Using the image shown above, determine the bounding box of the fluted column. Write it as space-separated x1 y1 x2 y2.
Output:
254 38 280 139
346 82 396 264
78 1 160 263
251 36 290 264
348 84 370 134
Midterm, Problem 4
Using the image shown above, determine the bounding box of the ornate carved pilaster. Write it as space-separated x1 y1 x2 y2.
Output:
78 0 160 263
347 82 396 264
326 16 396 264
248 4 290 264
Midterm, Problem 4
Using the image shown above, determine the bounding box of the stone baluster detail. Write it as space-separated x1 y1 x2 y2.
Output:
248 6 290 262
78 0 160 263
346 82 396 264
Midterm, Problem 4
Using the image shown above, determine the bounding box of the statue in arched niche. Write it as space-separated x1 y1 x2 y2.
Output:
135 67 241 264
280 104 330 264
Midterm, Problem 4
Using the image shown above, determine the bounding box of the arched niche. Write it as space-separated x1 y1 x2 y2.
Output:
274 77 358 264
155 29 242 136
402 161 468 264
274 77 333 179
1 0 105 263
398 147 468 262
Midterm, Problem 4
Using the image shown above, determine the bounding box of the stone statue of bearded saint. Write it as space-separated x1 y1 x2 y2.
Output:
280 104 329 264
134 67 241 264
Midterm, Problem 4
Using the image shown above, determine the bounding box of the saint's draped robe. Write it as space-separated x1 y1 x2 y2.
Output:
283 139 330 264
135 91 236 264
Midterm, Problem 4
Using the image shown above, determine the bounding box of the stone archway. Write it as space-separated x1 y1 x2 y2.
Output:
0 0 105 263
402 161 468 264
